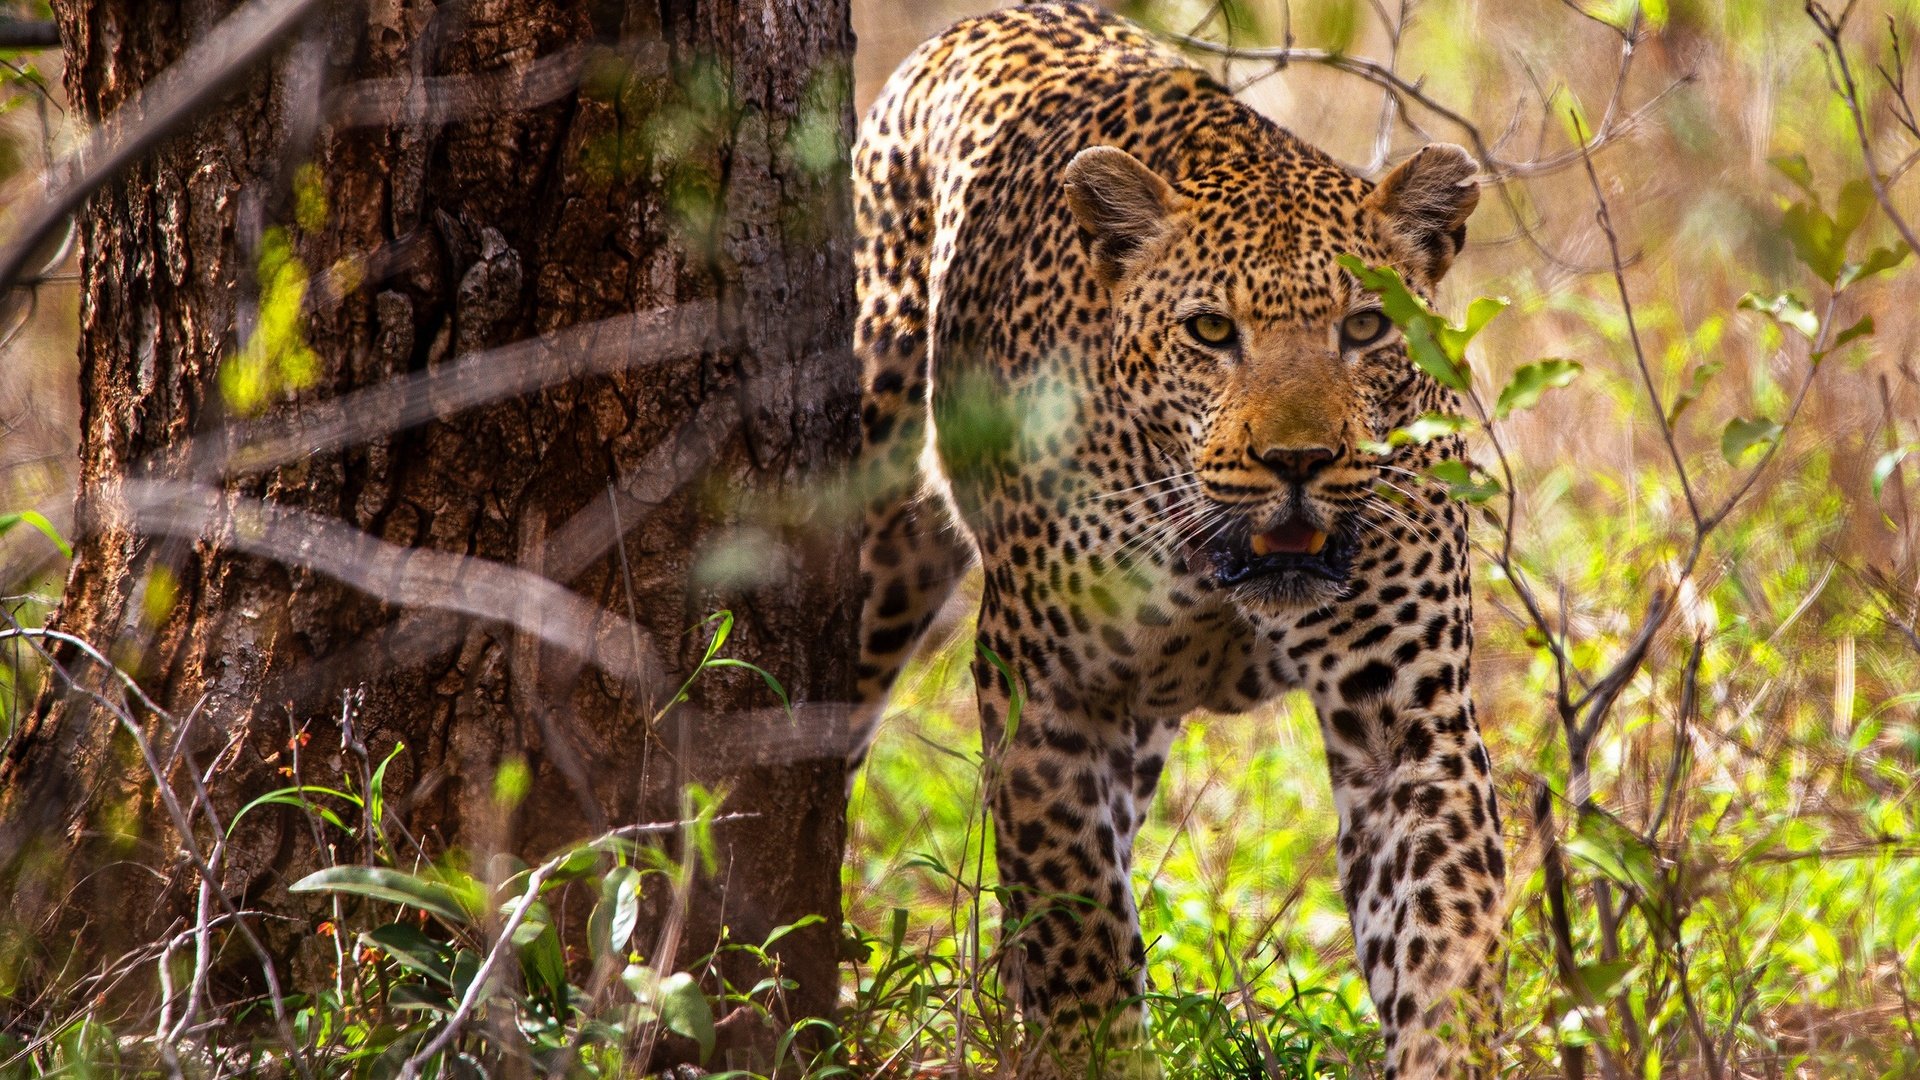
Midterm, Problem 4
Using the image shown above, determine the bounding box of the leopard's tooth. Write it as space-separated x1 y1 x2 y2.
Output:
1250 532 1275 557
1306 530 1328 555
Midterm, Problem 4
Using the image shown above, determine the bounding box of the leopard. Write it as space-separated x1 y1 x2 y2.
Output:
850 4 1506 1077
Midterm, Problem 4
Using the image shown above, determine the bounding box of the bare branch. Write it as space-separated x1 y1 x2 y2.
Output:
0 619 314 1079
1169 24 1690 274
1367 0 1411 174
1809 2 1920 258
1699 293 1837 533
212 300 716 478
1166 29 1686 182
0 18 57 50
1876 17 1920 142
0 0 329 295
326 43 591 129
119 480 669 697
544 393 740 584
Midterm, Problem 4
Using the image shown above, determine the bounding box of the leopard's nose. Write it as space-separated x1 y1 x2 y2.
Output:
1251 445 1336 484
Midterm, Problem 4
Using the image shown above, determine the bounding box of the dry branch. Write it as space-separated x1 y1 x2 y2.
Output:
0 18 57 50
0 0 328 294
212 300 717 477
325 43 592 129
120 480 669 701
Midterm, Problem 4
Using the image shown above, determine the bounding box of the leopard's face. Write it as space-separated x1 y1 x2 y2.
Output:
1065 142 1481 613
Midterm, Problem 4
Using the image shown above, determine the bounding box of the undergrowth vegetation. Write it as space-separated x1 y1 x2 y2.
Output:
2 0 1919 1078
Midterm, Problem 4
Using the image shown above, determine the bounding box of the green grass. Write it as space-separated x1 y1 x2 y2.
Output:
837 438 1920 1079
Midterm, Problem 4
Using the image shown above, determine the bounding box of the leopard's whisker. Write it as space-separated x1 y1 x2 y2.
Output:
1117 502 1209 564
1180 504 1243 556
1364 495 1427 539
1117 494 1224 567
1373 477 1433 514
1377 463 1438 486
1111 486 1207 545
1068 471 1198 508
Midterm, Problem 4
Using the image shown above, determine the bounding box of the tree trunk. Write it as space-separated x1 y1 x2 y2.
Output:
0 0 857 1067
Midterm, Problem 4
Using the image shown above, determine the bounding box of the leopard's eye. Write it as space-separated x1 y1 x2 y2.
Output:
1185 313 1238 347
1339 309 1390 351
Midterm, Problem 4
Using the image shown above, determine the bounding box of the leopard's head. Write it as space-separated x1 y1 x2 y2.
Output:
1066 137 1479 610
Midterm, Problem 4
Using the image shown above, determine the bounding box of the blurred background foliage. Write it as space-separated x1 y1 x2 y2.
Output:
1 0 1918 1076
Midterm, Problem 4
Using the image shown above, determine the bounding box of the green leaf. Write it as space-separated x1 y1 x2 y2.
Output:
1666 358 1725 426
1768 153 1815 195
662 610 749 717
761 913 826 951
1738 292 1818 340
1813 314 1875 363
1304 0 1360 53
366 741 405 850
1427 459 1502 503
1336 254 1432 331
1575 959 1638 999
1337 255 1474 392
0 510 72 558
386 984 455 1014
1566 811 1661 894
1836 243 1909 289
226 785 363 837
975 644 1023 745
703 658 793 712
1361 412 1473 455
289 865 472 925
1834 179 1875 246
1804 920 1842 969
1721 417 1783 464
623 963 661 1008
1873 444 1915 499
657 972 716 1063
1555 90 1591 148
1436 295 1510 361
589 865 642 960
1495 359 1583 418
1405 323 1470 391
551 843 604 883
502 896 553 947
1781 199 1848 284
361 923 456 986
517 920 568 1007
1831 313 1874 350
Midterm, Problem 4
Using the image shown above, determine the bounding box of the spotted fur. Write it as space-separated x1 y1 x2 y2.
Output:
852 6 1504 1077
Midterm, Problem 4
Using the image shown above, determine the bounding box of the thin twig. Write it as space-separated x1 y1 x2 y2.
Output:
119 480 667 694
1810 3 1920 259
1168 29 1688 180
0 622 315 1080
1573 114 1701 529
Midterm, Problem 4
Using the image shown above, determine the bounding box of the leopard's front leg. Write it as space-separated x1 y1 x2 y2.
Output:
972 627 1160 1080
1303 513 1505 1078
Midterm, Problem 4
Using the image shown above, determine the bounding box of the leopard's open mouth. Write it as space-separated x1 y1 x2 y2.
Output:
1196 512 1356 587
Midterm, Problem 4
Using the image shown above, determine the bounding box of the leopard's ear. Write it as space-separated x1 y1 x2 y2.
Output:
1365 143 1480 282
1064 146 1181 284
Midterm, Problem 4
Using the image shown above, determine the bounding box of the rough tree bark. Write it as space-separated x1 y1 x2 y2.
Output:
0 0 858 1067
